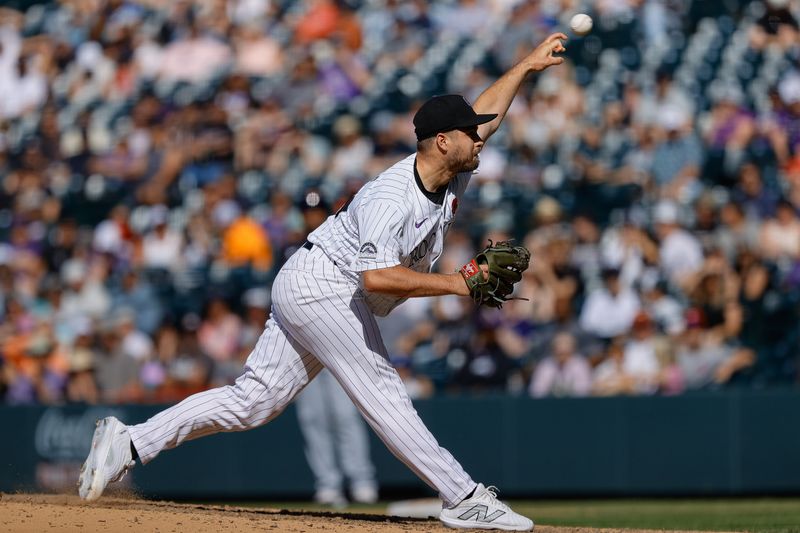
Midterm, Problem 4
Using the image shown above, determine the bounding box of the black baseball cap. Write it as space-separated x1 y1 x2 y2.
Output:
413 95 497 141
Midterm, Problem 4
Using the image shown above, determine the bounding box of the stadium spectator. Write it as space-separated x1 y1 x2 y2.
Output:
592 339 635 396
701 87 755 187
151 323 210 403
111 269 163 335
221 211 274 272
639 278 685 336
622 311 664 395
529 331 592 398
579 267 640 341
713 202 760 264
115 307 155 363
93 319 138 404
758 198 800 261
141 206 183 271
733 163 779 220
674 308 755 391
684 250 743 340
749 0 800 52
59 257 112 322
325 115 372 196
653 201 704 288
158 21 232 83
233 22 284 77
93 204 133 257
634 70 694 129
451 326 518 393
1 0 799 404
197 296 242 385
235 289 269 369
765 73 800 165
651 105 703 200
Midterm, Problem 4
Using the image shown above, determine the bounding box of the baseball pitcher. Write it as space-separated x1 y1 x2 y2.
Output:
78 33 567 531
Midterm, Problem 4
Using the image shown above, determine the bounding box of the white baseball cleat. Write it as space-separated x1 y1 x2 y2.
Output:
439 483 534 531
351 485 379 504
314 488 348 508
77 416 135 501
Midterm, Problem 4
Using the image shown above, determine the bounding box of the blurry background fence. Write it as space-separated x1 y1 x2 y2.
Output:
4 390 800 499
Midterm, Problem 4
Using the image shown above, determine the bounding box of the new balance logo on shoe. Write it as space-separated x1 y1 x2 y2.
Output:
457 504 506 523
439 483 532 530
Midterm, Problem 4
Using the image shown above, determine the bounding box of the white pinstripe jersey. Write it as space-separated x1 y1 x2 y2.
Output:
307 153 472 316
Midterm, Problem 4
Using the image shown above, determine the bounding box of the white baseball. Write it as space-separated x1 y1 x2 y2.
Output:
570 13 593 36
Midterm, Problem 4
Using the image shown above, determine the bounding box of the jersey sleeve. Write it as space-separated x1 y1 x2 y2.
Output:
351 202 405 272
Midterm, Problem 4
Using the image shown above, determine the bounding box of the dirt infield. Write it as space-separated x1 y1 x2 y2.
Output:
1 493 730 533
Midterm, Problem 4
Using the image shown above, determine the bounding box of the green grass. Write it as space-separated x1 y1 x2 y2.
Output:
513 499 800 533
224 498 800 533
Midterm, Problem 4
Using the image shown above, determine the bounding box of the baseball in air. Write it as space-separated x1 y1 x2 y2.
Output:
570 13 593 36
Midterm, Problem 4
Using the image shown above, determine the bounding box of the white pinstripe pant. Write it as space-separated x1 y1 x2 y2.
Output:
128 245 475 507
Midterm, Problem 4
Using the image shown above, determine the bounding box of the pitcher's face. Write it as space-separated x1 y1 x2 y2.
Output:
449 126 484 172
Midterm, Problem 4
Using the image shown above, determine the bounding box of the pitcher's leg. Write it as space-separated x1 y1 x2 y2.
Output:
274 273 475 508
323 343 473 507
129 318 322 464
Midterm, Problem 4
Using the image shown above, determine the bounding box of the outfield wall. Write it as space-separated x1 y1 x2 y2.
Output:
3 390 799 498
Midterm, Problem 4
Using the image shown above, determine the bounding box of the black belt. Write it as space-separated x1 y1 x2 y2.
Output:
302 240 336 266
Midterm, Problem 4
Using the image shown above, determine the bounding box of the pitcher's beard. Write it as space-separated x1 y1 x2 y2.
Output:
459 154 480 172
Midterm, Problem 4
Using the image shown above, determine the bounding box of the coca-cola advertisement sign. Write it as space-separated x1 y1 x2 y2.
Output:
34 407 124 461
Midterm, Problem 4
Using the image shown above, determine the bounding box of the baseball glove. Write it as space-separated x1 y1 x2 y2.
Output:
459 240 531 308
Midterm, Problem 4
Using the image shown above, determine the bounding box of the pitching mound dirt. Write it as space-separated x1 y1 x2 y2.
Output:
1 493 730 532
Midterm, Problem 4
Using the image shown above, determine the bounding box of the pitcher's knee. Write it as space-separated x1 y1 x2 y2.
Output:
226 382 269 426
236 379 309 427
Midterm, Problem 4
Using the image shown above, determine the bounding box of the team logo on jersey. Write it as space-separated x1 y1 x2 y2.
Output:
410 233 436 266
451 198 459 215
359 241 378 259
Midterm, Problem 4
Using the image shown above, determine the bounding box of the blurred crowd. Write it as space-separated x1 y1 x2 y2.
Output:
1 0 800 405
